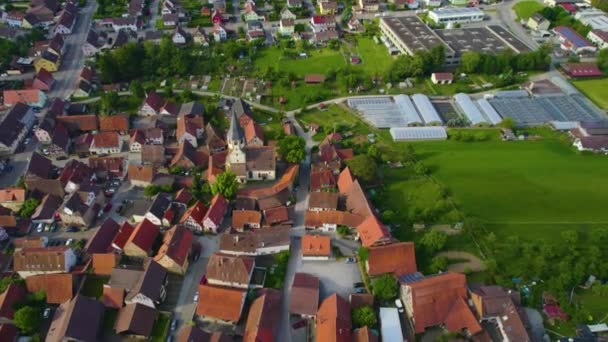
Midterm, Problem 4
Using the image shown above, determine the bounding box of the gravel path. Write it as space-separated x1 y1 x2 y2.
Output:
437 251 486 273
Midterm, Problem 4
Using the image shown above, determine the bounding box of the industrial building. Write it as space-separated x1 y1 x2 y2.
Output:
389 127 448 141
428 7 485 25
454 93 488 126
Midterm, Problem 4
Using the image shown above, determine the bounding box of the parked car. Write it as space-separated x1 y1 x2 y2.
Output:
50 222 58 232
36 223 44 233
353 282 364 288
193 292 199 302
66 226 78 233
345 257 357 263
65 238 74 246
395 299 404 313
292 320 306 329
170 319 178 331
43 308 51 319
355 288 366 294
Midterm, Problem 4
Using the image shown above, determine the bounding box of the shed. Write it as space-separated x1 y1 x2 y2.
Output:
380 307 404 342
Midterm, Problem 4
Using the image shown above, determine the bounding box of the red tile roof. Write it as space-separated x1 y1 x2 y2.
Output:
92 253 117 275
128 164 155 183
353 326 378 342
57 114 99 132
367 242 417 277
204 194 228 226
356 215 392 248
0 283 26 319
25 273 73 304
3 89 42 106
337 167 355 194
180 200 208 225
310 170 336 191
101 286 124 309
243 289 282 342
93 131 120 148
112 221 135 251
0 188 25 203
561 62 603 77
316 293 351 342
99 115 129 132
301 235 331 257
232 210 262 230
263 206 289 225
196 284 246 322
154 225 193 267
85 218 120 254
432 72 454 81
444 297 483 335
290 273 320 316
126 219 159 253
244 120 264 144
143 91 164 112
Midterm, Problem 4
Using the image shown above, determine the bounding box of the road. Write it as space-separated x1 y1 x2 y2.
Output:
495 0 540 49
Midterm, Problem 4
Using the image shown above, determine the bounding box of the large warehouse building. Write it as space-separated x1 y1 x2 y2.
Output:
428 7 485 25
380 16 530 65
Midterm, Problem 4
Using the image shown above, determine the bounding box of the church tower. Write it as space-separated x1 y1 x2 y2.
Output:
226 109 246 167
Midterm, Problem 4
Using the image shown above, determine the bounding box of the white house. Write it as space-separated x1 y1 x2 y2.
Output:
13 247 77 278
172 26 188 44
213 23 227 41
90 132 123 155
588 29 608 49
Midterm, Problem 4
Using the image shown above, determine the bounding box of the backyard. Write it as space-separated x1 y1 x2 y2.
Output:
572 77 608 110
513 0 545 20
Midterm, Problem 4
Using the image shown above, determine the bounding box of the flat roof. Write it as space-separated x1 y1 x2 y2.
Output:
429 7 485 18
436 26 529 57
380 308 404 342
381 16 453 55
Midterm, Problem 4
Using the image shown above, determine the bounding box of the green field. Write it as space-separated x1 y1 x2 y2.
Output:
351 37 395 76
254 47 347 77
513 1 545 20
572 78 608 109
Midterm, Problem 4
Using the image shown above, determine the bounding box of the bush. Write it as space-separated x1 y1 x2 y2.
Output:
352 305 377 328
372 274 399 301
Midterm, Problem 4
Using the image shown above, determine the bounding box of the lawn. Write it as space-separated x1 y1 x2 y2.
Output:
80 276 109 299
296 104 374 139
251 108 285 140
572 78 608 109
513 1 545 20
254 47 347 77
350 37 394 76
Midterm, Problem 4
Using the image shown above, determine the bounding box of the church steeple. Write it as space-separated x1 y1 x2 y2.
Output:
227 108 243 148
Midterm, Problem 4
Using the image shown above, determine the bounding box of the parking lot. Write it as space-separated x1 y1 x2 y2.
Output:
297 258 363 300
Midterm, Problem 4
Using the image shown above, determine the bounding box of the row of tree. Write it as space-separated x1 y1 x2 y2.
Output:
387 45 446 82
459 46 551 75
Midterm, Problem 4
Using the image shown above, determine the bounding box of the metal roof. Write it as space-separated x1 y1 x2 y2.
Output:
554 26 593 48
380 308 404 342
476 99 503 125
411 94 442 124
390 127 447 141
454 93 487 125
394 95 423 126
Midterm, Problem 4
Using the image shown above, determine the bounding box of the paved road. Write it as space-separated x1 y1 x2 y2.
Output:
495 0 540 49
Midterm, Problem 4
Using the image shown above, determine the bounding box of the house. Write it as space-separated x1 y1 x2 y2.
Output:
243 289 282 342
5 11 24 27
129 0 144 16
25 273 74 304
316 293 351 342
83 29 107 57
90 131 123 155
123 219 160 258
308 192 338 211
3 89 46 108
46 295 105 342
93 253 118 275
280 8 296 36
310 15 336 32
34 50 60 72
219 226 291 256
243 120 264 146
107 258 168 308
357 0 379 12
170 140 208 169
247 20 265 41
128 164 156 187
0 188 25 212
32 68 55 91
244 0 264 22
196 284 246 323
111 221 135 252
154 225 193 274
205 123 227 153
356 215 392 247
85 218 120 254
561 62 603 78
588 29 608 49
319 0 337 15
115 303 157 338
554 26 597 54
176 114 204 147
309 170 336 191
142 144 166 167
290 273 320 317
232 210 262 231
58 190 103 228
129 130 145 152
202 194 228 233
469 285 531 342
163 13 179 27
53 10 75 35
172 25 188 44
139 91 165 116
179 200 208 232
527 13 550 31
263 206 290 226
0 283 26 340
0 103 35 156
31 194 63 224
56 114 99 134
301 234 331 260
101 286 124 308
13 246 77 278
206 252 255 288
47 123 71 158
193 26 209 45
213 23 228 41
140 193 172 226
287 0 302 7
366 242 417 277
103 16 140 32
399 272 482 335
99 115 129 134
431 72 453 84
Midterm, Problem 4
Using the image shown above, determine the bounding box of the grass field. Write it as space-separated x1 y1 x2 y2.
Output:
513 1 545 20
572 77 608 109
351 37 395 76
254 47 347 77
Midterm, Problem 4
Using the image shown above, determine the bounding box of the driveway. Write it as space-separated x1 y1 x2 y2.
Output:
298 258 362 299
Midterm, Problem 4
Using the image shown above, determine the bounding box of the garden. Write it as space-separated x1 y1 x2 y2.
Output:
572 77 608 110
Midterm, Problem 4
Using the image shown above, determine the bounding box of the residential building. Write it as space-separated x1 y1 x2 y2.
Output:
301 235 331 260
280 8 296 36
58 190 103 228
527 13 550 31
140 193 172 226
308 192 339 211
53 10 75 35
93 253 118 275
288 0 302 7
123 219 160 258
431 72 454 85
24 273 75 304
206 252 255 288
366 242 417 277
587 29 608 49
219 227 291 256
0 188 25 212
90 131 123 155
319 0 337 15
247 20 265 41
107 258 168 308
13 247 77 278
99 115 129 134
115 303 157 338
139 91 165 116
172 25 188 44
197 284 246 324
289 273 320 317
231 210 262 231
85 218 120 254
193 26 209 45
244 0 264 21
31 194 62 224
399 272 482 335
243 289 282 342
170 140 208 169
309 169 337 191
310 15 336 32
3 89 46 108
111 221 135 252
356 215 392 247
357 0 379 12
34 50 60 72
202 194 228 233
32 68 55 91
176 114 204 147
128 164 156 187
0 103 35 156
0 283 26 341
353 326 379 342
180 200 208 232
316 293 351 342
554 25 597 54
46 295 105 342
154 225 193 274
304 210 366 232
213 23 228 41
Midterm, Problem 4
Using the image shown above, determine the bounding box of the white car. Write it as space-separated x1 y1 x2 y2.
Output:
65 238 74 246
193 292 199 302
43 308 51 319
36 223 44 233
395 299 404 313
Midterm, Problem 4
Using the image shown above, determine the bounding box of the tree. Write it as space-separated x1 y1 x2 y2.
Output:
277 135 306 163
429 256 448 273
352 305 377 328
499 117 516 130
357 247 369 262
14 306 42 335
210 171 239 200
346 155 377 183
337 225 350 237
191 173 212 203
419 230 447 254
129 80 145 99
99 91 120 115
592 0 608 11
381 210 395 224
0 276 24 293
18 199 40 218
597 48 608 73
367 144 380 161
372 274 399 301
